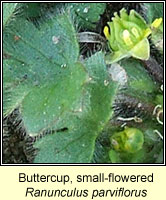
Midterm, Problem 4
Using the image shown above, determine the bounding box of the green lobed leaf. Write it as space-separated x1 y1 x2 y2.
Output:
68 3 106 29
3 59 32 116
33 53 118 163
21 62 87 134
3 13 80 118
4 14 79 68
3 12 118 163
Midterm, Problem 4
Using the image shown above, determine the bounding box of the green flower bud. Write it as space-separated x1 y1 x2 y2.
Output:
104 8 162 63
110 127 144 153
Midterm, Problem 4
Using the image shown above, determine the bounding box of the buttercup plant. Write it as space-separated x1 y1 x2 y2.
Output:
104 8 162 63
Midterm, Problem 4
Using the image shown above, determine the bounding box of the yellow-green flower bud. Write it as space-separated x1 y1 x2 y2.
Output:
104 8 162 63
151 18 162 29
110 127 144 153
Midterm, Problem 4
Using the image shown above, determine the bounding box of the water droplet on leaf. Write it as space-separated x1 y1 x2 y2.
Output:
61 64 67 68
104 80 109 86
52 36 60 44
83 7 89 13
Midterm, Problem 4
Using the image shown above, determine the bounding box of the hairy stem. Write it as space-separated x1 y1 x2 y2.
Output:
142 56 163 84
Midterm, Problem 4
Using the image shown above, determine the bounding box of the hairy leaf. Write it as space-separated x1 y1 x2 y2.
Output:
143 3 163 23
3 13 79 119
21 63 87 134
3 12 117 163
119 58 158 102
68 3 106 29
33 53 117 163
3 3 18 27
